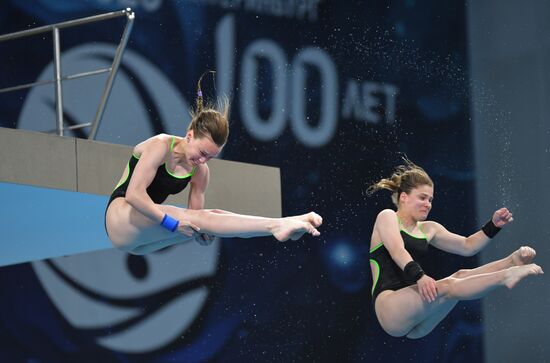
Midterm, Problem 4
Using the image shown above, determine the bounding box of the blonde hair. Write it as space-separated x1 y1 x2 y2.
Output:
188 71 230 147
368 158 433 207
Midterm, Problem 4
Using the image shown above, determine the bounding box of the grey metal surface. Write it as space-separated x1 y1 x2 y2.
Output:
0 127 77 190
206 158 282 217
1 127 282 215
468 1 550 361
76 138 133 195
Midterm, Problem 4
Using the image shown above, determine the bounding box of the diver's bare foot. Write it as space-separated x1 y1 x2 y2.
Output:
272 219 320 242
290 212 323 228
504 264 544 289
511 246 536 266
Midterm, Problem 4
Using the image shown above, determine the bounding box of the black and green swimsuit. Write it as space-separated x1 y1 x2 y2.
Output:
105 137 196 232
370 224 430 303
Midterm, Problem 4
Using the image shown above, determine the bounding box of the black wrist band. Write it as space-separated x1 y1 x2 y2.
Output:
404 261 425 282
481 220 501 238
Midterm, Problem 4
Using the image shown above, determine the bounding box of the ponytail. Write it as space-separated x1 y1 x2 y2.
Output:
196 70 216 112
188 71 230 147
367 157 433 207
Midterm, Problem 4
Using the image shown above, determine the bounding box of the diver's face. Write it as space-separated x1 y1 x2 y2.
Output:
400 184 433 221
185 131 221 166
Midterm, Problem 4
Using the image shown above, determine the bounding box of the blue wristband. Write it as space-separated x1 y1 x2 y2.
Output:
161 214 179 232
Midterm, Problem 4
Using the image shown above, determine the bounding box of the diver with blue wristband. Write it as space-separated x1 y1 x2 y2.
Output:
104 72 323 255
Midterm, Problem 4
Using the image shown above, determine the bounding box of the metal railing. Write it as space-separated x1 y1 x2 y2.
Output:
0 8 134 139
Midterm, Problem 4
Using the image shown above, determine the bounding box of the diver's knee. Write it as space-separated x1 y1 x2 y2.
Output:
437 277 460 298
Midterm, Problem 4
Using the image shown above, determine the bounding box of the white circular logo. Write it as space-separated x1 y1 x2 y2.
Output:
23 43 220 353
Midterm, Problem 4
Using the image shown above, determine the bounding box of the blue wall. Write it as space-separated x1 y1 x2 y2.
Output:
0 1 480 361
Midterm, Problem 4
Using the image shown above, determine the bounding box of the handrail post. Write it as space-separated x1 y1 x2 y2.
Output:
89 8 134 140
52 27 64 136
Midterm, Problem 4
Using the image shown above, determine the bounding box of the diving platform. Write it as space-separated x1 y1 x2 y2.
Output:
0 127 281 266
